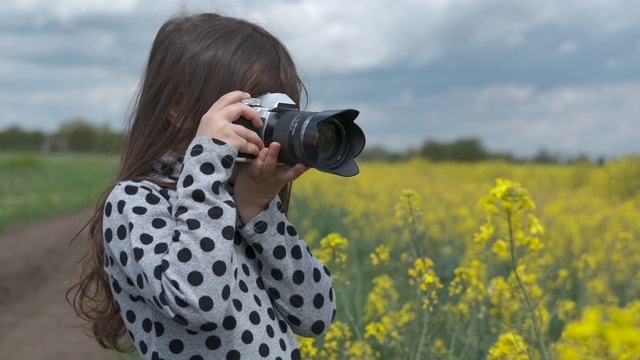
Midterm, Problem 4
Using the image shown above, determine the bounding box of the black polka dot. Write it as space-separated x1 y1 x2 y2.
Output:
124 185 138 195
105 202 112 217
223 316 237 330
221 285 231 300
146 193 161 205
241 330 254 344
199 296 214 311
226 350 241 360
254 221 268 234
208 206 223 219
139 341 148 354
289 295 304 308
245 246 256 260
259 343 270 357
206 335 221 350
233 298 243 311
187 219 200 230
119 251 128 266
169 339 184 354
183 175 194 188
125 310 136 323
253 243 264 254
221 155 234 169
273 246 286 260
212 181 222 195
313 293 325 309
287 315 301 326
239 280 249 293
249 311 261 325
154 243 168 254
311 320 326 335
174 206 188 217
212 261 227 276
268 287 281 300
200 162 215 175
313 268 322 282
201 322 217 332
117 200 125 214
187 271 203 286
177 248 192 262
104 228 113 243
200 237 215 252
190 144 204 156
140 233 153 245
266 325 275 338
286 225 297 236
154 322 164 337
132 206 147 215
142 318 152 333
291 348 302 360
192 189 206 202
222 226 235 240
151 218 167 229
291 245 303 260
276 222 286 235
117 225 127 240
271 268 283 280
292 270 305 285
173 314 188 326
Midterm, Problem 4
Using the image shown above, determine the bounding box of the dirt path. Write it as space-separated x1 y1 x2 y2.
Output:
0 209 111 359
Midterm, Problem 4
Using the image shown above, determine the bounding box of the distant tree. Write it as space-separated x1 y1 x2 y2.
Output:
0 126 45 151
358 146 405 162
419 137 489 162
56 118 98 152
531 148 560 164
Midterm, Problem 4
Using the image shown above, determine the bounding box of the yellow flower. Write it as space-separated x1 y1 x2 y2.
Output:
370 243 390 266
487 332 531 360
492 239 509 258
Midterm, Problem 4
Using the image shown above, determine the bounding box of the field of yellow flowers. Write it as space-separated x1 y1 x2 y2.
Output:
289 157 640 360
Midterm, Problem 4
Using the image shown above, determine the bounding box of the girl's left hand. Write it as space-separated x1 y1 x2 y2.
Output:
234 142 308 222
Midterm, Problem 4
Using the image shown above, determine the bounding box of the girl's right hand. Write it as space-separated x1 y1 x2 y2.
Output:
196 91 265 156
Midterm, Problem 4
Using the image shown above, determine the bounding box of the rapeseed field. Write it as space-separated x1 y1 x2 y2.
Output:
290 157 640 359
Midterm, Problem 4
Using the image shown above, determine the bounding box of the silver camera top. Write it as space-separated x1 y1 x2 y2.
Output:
241 93 297 111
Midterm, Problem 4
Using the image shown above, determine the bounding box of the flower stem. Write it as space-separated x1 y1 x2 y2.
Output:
507 211 549 360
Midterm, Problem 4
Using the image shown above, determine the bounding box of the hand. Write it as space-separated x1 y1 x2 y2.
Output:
234 142 308 222
196 91 264 156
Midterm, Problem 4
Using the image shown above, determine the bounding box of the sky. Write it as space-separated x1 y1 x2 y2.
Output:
1 0 639 158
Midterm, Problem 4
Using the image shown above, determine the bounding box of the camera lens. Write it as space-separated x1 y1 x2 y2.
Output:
317 117 348 168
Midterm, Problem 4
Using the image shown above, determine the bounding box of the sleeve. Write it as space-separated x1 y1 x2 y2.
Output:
103 137 244 331
239 197 337 337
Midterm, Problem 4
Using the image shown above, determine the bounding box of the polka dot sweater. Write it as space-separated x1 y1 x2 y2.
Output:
102 137 336 360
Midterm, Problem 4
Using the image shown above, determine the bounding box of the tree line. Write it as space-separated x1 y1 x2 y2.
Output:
0 118 123 153
1 118 601 164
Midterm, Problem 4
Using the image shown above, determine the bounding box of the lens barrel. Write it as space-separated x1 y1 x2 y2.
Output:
237 108 365 177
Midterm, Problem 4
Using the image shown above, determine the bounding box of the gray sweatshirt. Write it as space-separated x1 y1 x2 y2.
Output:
102 137 336 360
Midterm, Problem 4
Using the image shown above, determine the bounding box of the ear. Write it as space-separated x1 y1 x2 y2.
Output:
168 97 183 122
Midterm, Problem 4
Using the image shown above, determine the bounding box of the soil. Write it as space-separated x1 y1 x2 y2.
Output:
0 209 112 359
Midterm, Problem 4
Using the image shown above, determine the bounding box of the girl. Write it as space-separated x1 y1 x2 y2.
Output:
68 12 336 360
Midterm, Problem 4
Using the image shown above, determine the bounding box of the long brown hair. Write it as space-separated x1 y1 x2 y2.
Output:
67 12 306 351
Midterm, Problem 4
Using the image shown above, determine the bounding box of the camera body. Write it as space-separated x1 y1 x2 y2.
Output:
236 93 365 177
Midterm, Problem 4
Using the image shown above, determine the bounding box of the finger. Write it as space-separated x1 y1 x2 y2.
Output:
242 142 262 157
231 125 264 149
256 142 278 176
218 102 262 127
276 163 309 182
248 147 269 177
208 91 251 113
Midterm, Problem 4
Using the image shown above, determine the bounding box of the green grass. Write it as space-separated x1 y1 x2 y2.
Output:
0 152 118 232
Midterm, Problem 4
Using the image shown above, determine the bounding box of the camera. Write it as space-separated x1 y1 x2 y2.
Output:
235 93 365 177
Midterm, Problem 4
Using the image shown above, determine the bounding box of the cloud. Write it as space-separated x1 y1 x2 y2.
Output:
355 81 640 157
0 0 639 158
